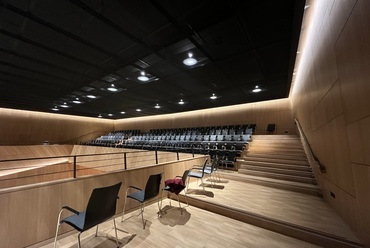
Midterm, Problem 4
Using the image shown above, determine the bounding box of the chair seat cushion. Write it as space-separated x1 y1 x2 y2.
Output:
128 190 145 202
62 211 86 231
188 171 203 178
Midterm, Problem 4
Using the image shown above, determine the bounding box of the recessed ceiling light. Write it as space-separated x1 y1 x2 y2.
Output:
52 106 59 111
120 111 126 114
98 114 102 118
155 104 161 109
108 113 113 116
178 99 185 105
107 84 118 92
210 93 217 100
60 102 68 108
138 71 149 81
87 95 96 99
183 52 197 66
73 98 81 104
136 108 141 112
252 86 262 93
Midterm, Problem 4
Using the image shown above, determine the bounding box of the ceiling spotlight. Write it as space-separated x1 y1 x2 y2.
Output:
87 95 96 99
210 93 217 100
73 98 81 104
155 103 161 109
98 114 102 118
178 99 185 105
252 85 262 93
120 111 126 114
136 108 141 112
138 71 149 81
52 106 59 111
60 102 68 108
183 52 197 66
108 113 113 116
107 84 118 92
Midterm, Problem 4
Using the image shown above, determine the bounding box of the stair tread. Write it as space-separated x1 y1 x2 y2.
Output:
238 160 312 171
245 153 307 160
240 164 313 175
239 168 314 179
220 171 320 190
241 157 309 165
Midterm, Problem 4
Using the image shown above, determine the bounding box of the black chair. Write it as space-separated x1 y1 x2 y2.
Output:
186 158 209 193
266 123 276 133
54 182 122 248
160 170 189 215
224 151 237 169
203 156 220 185
121 173 162 229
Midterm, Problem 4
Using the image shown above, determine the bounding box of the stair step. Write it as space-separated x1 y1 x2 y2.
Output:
238 169 316 184
252 135 300 140
219 172 321 196
239 164 314 178
241 156 309 166
238 160 312 172
250 146 304 152
245 152 307 161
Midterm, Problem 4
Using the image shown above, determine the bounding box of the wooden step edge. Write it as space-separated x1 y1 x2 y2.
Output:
238 161 312 171
239 166 313 177
241 157 309 166
179 195 363 248
219 172 321 196
239 170 317 184
239 166 314 179
244 153 308 161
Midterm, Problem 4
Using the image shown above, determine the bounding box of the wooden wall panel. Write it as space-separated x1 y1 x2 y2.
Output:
115 98 296 135
336 0 370 124
310 81 343 130
347 116 370 165
0 108 113 145
291 0 370 245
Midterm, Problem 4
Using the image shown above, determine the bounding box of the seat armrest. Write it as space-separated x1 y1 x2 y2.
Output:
127 185 142 191
62 206 80 215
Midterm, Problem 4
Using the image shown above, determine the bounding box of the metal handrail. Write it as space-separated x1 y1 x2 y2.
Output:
295 119 326 173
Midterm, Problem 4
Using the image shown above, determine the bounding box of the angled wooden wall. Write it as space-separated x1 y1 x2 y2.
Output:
291 0 370 245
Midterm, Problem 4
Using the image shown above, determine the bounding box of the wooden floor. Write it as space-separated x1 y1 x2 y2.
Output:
34 171 360 248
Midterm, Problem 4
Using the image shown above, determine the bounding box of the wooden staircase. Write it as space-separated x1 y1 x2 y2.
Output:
236 135 321 196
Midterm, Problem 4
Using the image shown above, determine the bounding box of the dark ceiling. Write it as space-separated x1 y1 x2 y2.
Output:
0 0 305 119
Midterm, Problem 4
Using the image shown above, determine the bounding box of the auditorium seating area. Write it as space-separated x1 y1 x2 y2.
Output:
83 124 256 169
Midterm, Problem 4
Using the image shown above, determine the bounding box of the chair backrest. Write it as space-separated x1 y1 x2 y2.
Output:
181 169 189 183
84 182 122 230
199 158 209 177
144 173 162 201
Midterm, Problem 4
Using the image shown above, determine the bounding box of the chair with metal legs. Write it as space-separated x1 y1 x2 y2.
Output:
54 182 122 248
121 173 162 229
186 158 208 194
160 170 189 215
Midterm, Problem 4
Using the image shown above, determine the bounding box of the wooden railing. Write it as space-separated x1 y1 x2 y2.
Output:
0 147 199 188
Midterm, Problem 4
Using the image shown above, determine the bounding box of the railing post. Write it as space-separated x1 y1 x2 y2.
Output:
155 149 158 164
177 150 179 160
73 156 77 178
124 152 127 170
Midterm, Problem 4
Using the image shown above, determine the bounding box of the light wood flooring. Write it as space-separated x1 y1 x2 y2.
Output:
34 172 359 248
